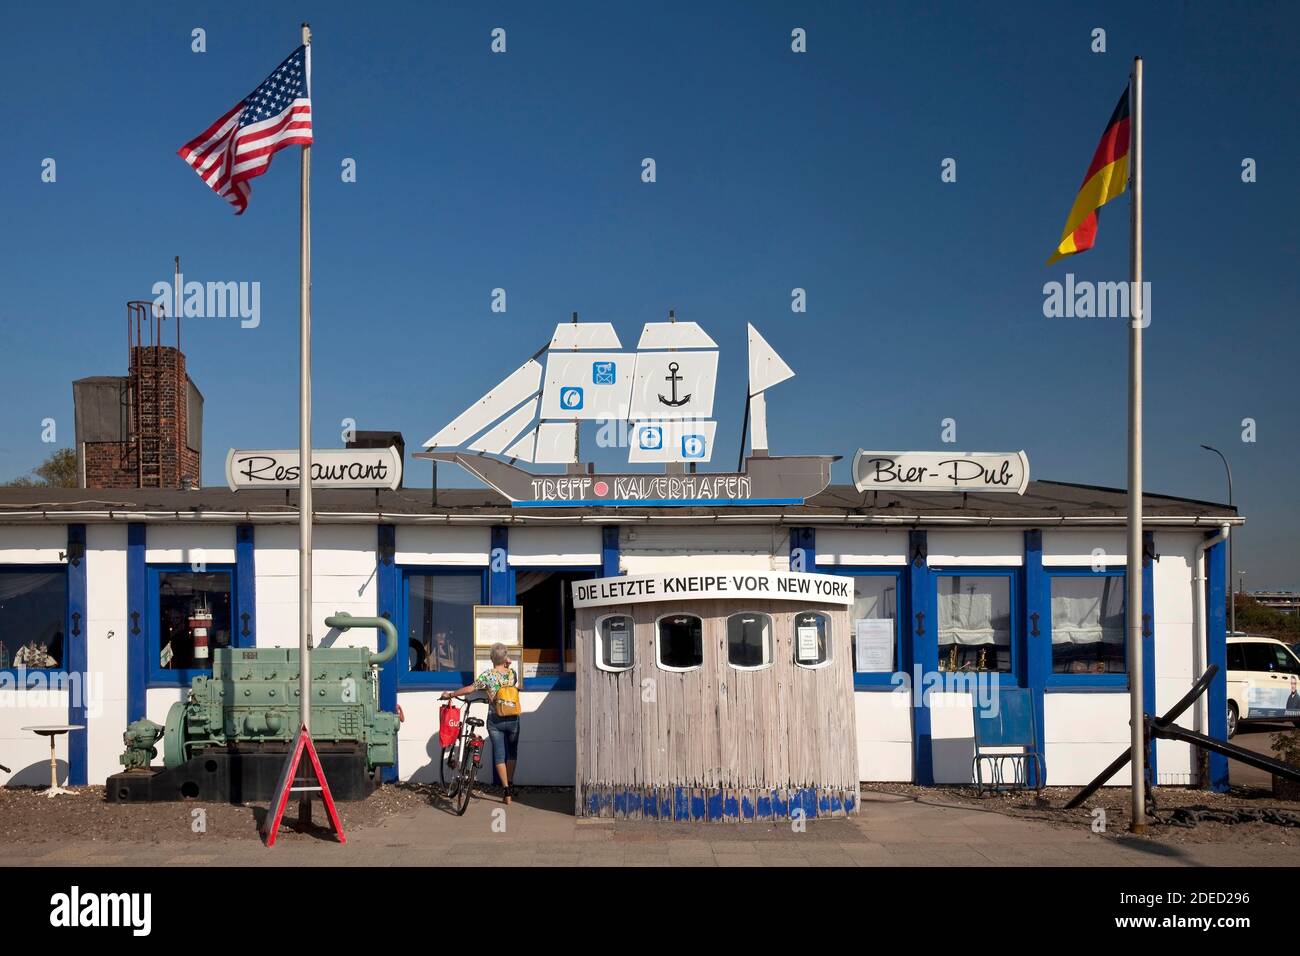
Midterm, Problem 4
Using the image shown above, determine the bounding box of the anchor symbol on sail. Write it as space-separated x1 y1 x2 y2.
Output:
658 361 691 407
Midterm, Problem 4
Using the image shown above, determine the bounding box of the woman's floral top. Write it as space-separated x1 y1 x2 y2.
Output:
473 666 519 700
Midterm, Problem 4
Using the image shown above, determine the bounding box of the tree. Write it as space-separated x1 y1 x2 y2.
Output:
3 448 78 488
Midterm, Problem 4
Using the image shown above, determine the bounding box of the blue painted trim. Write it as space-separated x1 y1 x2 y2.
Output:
1042 567 1129 690
513 497 802 508
396 566 489 689
146 562 241 687
235 525 256 648
789 527 815 572
601 525 620 577
1206 536 1229 791
65 525 88 786
1142 530 1158 782
1023 530 1049 787
908 531 935 785
830 568 907 690
376 524 399 782
126 524 147 722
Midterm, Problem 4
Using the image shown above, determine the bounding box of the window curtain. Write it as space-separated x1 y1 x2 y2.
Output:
938 579 1009 646
1051 577 1124 645
0 572 61 601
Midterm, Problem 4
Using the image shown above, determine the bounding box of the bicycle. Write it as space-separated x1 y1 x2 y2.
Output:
438 695 486 816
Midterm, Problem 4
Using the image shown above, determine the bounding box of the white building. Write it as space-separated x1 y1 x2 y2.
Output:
0 480 1236 795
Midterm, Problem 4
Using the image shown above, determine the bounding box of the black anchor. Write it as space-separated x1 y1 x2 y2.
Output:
71 612 81 637
1030 611 1040 637
915 610 926 636
130 611 141 636
241 612 251 638
658 361 691 407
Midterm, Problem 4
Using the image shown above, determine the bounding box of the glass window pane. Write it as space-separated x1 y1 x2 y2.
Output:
599 615 634 669
407 574 478 673
0 570 66 669
794 611 830 666
727 613 772 668
517 571 587 678
658 614 703 669
937 575 1011 673
851 577 898 673
158 571 232 670
1051 575 1125 674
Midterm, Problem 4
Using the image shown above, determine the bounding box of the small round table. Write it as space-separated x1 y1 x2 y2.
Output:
20 725 85 797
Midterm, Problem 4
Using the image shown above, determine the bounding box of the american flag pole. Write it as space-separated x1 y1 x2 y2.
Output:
297 21 314 828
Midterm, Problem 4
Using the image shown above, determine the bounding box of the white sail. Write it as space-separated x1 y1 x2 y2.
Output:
423 359 543 448
747 323 795 395
636 321 716 350
534 422 579 464
550 322 622 350
627 421 717 463
468 398 538 455
540 351 634 420
503 429 536 462
627 350 718 420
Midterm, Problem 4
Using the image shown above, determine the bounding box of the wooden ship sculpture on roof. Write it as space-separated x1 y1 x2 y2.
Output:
416 315 836 507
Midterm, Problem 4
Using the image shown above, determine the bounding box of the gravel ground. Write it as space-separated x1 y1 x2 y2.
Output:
0 782 551 845
861 782 1300 846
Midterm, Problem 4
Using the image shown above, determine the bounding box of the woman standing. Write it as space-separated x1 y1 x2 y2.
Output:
440 642 521 803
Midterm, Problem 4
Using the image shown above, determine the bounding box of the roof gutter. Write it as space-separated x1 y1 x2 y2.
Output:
0 509 1245 528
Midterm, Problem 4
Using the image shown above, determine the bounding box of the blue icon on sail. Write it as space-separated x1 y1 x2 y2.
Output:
559 387 584 410
681 434 706 459
592 361 616 385
640 426 663 450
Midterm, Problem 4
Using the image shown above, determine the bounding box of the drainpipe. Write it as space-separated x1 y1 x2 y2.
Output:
1192 523 1230 774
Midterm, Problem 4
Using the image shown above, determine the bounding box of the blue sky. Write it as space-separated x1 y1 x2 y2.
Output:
1 1 1296 587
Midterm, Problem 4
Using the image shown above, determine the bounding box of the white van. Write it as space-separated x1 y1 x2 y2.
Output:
1226 636 1300 737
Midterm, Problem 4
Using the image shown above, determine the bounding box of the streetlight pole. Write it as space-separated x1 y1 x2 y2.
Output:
1201 444 1234 634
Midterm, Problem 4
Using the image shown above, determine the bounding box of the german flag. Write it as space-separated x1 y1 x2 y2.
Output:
1047 88 1131 264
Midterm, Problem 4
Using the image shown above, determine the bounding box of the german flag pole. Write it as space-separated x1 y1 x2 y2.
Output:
1125 56 1146 834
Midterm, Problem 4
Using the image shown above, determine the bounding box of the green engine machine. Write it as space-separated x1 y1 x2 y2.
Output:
110 613 400 803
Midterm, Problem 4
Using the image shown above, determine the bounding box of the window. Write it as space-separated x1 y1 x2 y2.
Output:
516 570 593 679
1050 575 1125 674
937 575 1011 673
1243 641 1300 675
0 569 66 670
656 613 703 670
406 573 481 674
850 575 899 674
157 570 233 670
595 614 634 672
794 611 831 668
727 612 772 669
1227 643 1245 671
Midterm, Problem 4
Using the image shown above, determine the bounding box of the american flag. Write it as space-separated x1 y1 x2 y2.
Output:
178 45 312 214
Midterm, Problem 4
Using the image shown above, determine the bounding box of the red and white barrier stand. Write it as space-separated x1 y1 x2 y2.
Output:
261 724 346 847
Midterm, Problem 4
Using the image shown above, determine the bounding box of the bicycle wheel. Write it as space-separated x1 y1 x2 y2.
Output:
442 737 464 796
452 745 476 816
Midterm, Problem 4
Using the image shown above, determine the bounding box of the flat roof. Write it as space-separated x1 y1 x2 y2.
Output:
0 480 1240 528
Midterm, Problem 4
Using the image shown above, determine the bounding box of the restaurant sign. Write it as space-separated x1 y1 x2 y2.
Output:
225 447 403 491
572 571 855 608
851 450 1030 495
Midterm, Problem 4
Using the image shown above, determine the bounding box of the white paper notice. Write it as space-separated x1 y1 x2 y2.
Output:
854 618 894 673
609 632 631 666
796 625 820 662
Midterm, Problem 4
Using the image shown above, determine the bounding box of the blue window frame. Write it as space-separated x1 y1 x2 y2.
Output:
516 565 599 691
932 567 1021 682
147 563 241 686
1045 568 1128 690
398 568 488 689
0 564 69 682
834 568 908 690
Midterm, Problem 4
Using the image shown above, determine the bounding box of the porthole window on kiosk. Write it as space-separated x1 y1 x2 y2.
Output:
656 613 703 671
726 612 773 669
595 614 635 672
794 611 831 668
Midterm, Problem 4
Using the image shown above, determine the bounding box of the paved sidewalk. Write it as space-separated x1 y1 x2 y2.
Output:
5 790 1297 866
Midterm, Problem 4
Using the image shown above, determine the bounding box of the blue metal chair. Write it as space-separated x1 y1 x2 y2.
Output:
972 686 1045 793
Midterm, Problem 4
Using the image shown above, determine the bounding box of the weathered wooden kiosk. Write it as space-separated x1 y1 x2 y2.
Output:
572 570 859 821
